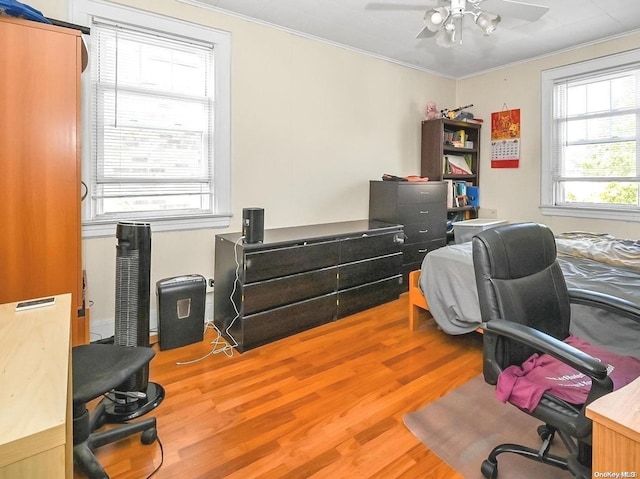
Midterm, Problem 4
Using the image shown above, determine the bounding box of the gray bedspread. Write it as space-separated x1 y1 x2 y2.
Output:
419 241 640 358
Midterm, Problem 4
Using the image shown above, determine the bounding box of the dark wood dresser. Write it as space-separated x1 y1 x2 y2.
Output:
214 220 403 352
368 180 447 288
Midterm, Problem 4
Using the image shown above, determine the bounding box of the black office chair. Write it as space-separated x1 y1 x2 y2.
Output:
472 222 640 479
73 344 159 479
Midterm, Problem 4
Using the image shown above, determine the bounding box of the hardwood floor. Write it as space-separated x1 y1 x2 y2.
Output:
75 295 483 478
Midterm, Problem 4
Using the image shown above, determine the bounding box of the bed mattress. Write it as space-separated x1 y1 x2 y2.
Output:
419 236 640 357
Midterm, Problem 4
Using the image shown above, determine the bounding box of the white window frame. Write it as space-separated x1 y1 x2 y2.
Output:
71 0 231 237
541 48 640 222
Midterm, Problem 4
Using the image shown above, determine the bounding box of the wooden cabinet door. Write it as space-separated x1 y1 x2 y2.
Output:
0 19 82 327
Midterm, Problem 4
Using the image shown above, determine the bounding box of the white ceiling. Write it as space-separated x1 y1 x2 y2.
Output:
179 0 640 79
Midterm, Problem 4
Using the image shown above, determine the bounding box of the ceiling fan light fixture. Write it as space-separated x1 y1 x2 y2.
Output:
429 11 442 24
436 22 457 48
424 7 449 32
475 11 501 35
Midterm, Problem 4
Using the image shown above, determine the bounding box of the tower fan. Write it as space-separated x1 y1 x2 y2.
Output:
104 222 165 422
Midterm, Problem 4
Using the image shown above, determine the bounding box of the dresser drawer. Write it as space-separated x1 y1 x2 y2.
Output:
397 202 446 225
397 183 446 204
338 253 402 290
337 276 402 318
243 267 337 314
403 239 445 264
340 230 402 263
245 240 340 283
403 221 447 244
239 293 337 351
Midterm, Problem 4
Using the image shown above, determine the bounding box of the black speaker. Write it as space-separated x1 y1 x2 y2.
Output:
242 207 264 244
156 275 206 351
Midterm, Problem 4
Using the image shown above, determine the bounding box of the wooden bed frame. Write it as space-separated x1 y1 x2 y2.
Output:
408 269 482 334
408 269 431 331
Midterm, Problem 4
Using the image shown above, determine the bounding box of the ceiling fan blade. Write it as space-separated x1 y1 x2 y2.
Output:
365 3 428 11
481 0 549 22
416 25 438 38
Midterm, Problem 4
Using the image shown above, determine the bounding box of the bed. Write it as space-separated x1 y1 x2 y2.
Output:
408 231 640 357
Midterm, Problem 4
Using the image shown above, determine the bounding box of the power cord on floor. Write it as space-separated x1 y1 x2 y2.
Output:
146 434 164 478
93 401 165 478
175 320 235 364
175 235 244 365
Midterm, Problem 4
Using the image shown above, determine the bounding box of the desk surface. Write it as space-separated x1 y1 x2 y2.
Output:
0 294 71 470
587 375 640 443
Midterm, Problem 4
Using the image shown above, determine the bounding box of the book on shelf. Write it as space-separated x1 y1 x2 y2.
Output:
445 179 454 208
444 130 454 145
453 180 467 208
444 154 472 175
451 129 466 148
446 180 476 209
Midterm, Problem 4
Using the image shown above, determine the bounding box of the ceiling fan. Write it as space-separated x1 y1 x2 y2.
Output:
367 0 549 47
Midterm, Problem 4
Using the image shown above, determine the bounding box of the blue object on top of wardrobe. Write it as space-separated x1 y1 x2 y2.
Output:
0 0 51 24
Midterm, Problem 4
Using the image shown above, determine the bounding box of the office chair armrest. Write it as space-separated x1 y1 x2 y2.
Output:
482 319 608 381
568 288 640 324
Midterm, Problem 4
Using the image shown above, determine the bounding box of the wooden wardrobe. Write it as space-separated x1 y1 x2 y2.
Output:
0 16 88 345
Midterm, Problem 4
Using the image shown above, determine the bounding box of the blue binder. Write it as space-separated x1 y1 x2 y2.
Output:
467 186 480 207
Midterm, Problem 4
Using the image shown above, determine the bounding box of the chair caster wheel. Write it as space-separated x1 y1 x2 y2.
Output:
141 428 157 445
537 425 553 441
481 459 498 479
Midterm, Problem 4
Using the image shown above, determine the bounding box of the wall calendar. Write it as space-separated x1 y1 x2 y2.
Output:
490 108 521 168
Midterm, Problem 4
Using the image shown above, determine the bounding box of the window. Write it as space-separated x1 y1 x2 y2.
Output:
541 49 640 222
72 0 231 237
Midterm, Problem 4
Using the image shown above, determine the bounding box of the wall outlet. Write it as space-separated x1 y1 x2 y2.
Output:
479 208 498 219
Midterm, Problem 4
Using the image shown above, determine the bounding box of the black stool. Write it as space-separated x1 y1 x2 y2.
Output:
73 344 159 479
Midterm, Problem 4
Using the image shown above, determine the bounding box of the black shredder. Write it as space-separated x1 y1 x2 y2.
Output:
156 274 206 350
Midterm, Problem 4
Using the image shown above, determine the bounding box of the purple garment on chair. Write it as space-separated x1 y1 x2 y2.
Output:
495 335 640 412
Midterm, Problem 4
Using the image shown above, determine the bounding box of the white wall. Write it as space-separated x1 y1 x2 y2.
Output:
456 33 640 239
27 0 640 338
30 0 455 338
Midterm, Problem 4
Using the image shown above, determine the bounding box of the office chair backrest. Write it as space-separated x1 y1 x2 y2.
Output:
472 222 572 383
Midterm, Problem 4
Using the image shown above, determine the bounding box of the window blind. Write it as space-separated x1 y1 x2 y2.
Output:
551 65 640 207
90 18 215 220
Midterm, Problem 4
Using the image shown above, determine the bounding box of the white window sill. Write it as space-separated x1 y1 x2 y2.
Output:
540 206 640 222
82 215 231 238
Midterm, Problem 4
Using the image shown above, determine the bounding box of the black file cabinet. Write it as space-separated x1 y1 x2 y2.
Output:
369 180 447 289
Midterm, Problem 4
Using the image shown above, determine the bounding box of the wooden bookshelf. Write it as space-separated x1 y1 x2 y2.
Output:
421 118 482 234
